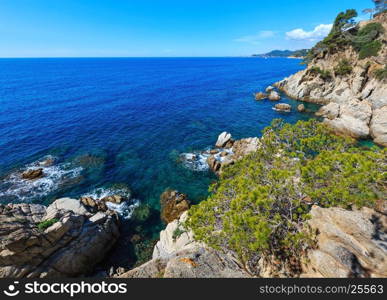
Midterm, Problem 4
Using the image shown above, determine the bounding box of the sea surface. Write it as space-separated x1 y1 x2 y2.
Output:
0 57 318 223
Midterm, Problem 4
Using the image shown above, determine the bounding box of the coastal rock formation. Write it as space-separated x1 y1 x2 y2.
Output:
302 205 387 278
268 90 281 101
215 132 233 148
21 168 44 180
160 190 191 224
118 212 249 278
297 104 305 112
274 103 291 112
0 198 119 278
275 12 387 145
206 136 260 174
254 92 266 101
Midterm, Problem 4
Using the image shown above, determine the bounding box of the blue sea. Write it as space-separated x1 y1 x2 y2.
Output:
0 57 317 226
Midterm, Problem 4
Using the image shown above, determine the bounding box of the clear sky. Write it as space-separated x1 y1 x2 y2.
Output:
0 0 370 57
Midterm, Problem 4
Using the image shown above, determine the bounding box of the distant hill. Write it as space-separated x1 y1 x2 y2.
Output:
252 49 309 58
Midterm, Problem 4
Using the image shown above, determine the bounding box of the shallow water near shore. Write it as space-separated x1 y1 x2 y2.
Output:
0 57 319 232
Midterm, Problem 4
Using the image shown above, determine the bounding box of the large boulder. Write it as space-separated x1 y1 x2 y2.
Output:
160 190 190 224
324 99 372 138
0 198 119 278
302 205 387 278
268 91 281 101
315 102 340 119
21 168 44 180
215 132 232 148
274 103 291 112
254 92 267 101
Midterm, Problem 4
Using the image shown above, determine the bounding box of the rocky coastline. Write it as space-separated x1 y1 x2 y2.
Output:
274 12 387 146
0 11 386 280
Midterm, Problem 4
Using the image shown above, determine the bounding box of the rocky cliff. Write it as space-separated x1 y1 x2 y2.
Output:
275 12 387 146
0 198 119 278
119 204 387 278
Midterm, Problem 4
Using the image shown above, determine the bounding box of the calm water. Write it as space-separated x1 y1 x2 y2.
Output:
0 57 317 212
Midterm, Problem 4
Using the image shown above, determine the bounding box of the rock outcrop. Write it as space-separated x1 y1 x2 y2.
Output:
302 205 387 278
160 190 190 224
274 103 291 112
0 198 119 278
118 212 250 278
275 12 387 145
21 168 44 180
268 90 281 101
206 133 260 174
215 132 233 148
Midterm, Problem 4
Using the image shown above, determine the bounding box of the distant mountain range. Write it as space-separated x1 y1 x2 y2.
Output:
252 49 309 58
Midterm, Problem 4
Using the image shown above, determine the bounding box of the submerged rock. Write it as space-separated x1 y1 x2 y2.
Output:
160 190 191 224
0 198 119 278
21 168 44 180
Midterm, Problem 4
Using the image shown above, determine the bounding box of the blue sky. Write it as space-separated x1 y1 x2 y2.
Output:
0 0 370 57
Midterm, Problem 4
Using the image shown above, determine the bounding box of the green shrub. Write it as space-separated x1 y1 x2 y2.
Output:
374 66 387 81
172 226 186 241
187 119 385 276
309 67 332 81
352 23 384 59
358 40 383 59
334 59 353 76
37 218 59 231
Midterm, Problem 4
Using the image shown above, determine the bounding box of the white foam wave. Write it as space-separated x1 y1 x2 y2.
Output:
0 156 83 202
180 148 233 171
82 187 139 219
106 199 140 220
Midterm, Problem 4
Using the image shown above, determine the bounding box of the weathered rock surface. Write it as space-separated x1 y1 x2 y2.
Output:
275 13 387 145
160 190 190 224
268 90 281 101
297 104 305 112
118 212 249 278
21 168 44 180
0 198 119 278
274 103 291 112
302 205 387 278
254 92 266 101
215 132 233 148
206 136 260 175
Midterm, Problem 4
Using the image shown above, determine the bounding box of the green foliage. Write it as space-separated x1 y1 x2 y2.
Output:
334 59 353 76
187 119 385 276
172 226 186 241
309 67 332 81
37 218 59 231
374 66 387 81
306 9 358 62
302 149 386 208
352 22 384 59
358 40 383 59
